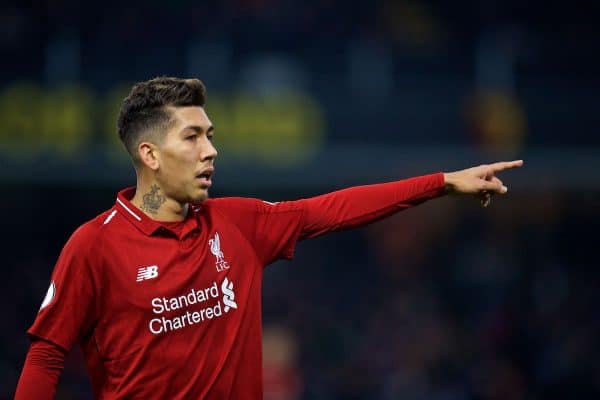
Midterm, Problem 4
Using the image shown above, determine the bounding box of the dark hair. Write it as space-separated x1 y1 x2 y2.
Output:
117 77 206 163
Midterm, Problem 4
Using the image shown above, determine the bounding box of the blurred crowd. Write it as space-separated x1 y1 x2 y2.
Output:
3 0 598 78
262 192 599 399
1 0 599 148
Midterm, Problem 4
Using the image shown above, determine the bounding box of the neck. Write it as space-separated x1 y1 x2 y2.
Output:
131 180 188 222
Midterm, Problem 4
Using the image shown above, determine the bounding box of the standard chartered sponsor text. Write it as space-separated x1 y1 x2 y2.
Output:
149 282 230 335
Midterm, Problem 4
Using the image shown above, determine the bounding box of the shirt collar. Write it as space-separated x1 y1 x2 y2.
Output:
115 187 200 238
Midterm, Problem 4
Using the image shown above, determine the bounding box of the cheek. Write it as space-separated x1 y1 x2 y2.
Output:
162 148 195 171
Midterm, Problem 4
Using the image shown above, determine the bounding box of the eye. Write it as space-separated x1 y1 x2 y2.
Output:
207 134 214 142
185 134 197 141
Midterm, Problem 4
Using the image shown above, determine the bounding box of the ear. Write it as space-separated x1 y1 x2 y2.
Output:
137 141 160 171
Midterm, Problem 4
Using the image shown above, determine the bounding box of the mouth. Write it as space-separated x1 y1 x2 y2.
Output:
195 168 214 187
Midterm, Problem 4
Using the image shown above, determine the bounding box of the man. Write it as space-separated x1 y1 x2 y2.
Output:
15 77 522 399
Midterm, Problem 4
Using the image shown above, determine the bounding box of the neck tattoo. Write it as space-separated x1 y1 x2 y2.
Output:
140 184 166 215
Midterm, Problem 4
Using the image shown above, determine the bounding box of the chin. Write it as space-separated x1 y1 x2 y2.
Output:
191 189 209 202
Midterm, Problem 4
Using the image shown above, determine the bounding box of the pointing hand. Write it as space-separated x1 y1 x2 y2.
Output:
443 160 524 207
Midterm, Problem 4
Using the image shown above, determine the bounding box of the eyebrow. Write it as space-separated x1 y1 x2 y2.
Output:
182 125 214 134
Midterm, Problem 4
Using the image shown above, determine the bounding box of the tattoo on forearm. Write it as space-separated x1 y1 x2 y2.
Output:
140 184 166 214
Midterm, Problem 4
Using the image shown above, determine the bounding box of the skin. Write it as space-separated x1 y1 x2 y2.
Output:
130 104 523 220
131 106 217 222
443 160 524 207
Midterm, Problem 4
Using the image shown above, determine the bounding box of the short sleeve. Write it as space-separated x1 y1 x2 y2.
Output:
209 198 305 265
27 223 101 351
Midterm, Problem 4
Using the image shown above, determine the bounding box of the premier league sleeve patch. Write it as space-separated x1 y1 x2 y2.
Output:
39 281 56 311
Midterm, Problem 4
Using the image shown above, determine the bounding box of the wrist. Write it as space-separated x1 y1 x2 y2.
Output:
443 172 457 193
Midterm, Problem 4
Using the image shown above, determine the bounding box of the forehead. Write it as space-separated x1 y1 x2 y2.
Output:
169 106 211 130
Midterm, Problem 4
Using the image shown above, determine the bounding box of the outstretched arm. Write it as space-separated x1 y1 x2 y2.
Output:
211 160 523 263
297 173 445 239
297 160 523 239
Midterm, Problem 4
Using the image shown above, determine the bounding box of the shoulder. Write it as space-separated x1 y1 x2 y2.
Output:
201 197 263 212
200 197 303 215
62 208 115 255
192 198 262 227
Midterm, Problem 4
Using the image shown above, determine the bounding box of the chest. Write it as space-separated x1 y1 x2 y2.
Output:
85 208 268 371
97 222 261 331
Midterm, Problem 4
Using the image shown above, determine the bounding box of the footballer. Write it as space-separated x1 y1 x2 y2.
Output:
15 77 523 399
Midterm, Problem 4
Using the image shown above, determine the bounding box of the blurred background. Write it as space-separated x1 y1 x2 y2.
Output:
2 0 599 399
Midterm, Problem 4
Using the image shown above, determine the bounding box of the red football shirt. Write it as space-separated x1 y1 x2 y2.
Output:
26 173 445 399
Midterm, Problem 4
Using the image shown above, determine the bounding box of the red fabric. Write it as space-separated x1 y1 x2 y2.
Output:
298 173 446 239
15 340 66 400
22 173 445 399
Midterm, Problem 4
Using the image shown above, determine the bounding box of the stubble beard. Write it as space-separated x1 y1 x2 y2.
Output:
192 187 210 202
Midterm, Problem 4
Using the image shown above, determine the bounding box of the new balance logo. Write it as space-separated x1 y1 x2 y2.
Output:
136 265 159 282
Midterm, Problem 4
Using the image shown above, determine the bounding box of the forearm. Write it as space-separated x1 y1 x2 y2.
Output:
298 173 446 239
15 339 66 400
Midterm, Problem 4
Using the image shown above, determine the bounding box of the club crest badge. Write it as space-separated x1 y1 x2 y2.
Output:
209 232 229 272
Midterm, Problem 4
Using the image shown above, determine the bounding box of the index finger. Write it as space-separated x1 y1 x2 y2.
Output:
490 160 524 172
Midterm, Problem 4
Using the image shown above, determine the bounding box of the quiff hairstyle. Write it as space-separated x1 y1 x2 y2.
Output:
117 77 206 165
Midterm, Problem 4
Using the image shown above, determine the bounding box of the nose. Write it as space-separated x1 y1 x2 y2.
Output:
201 136 218 161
